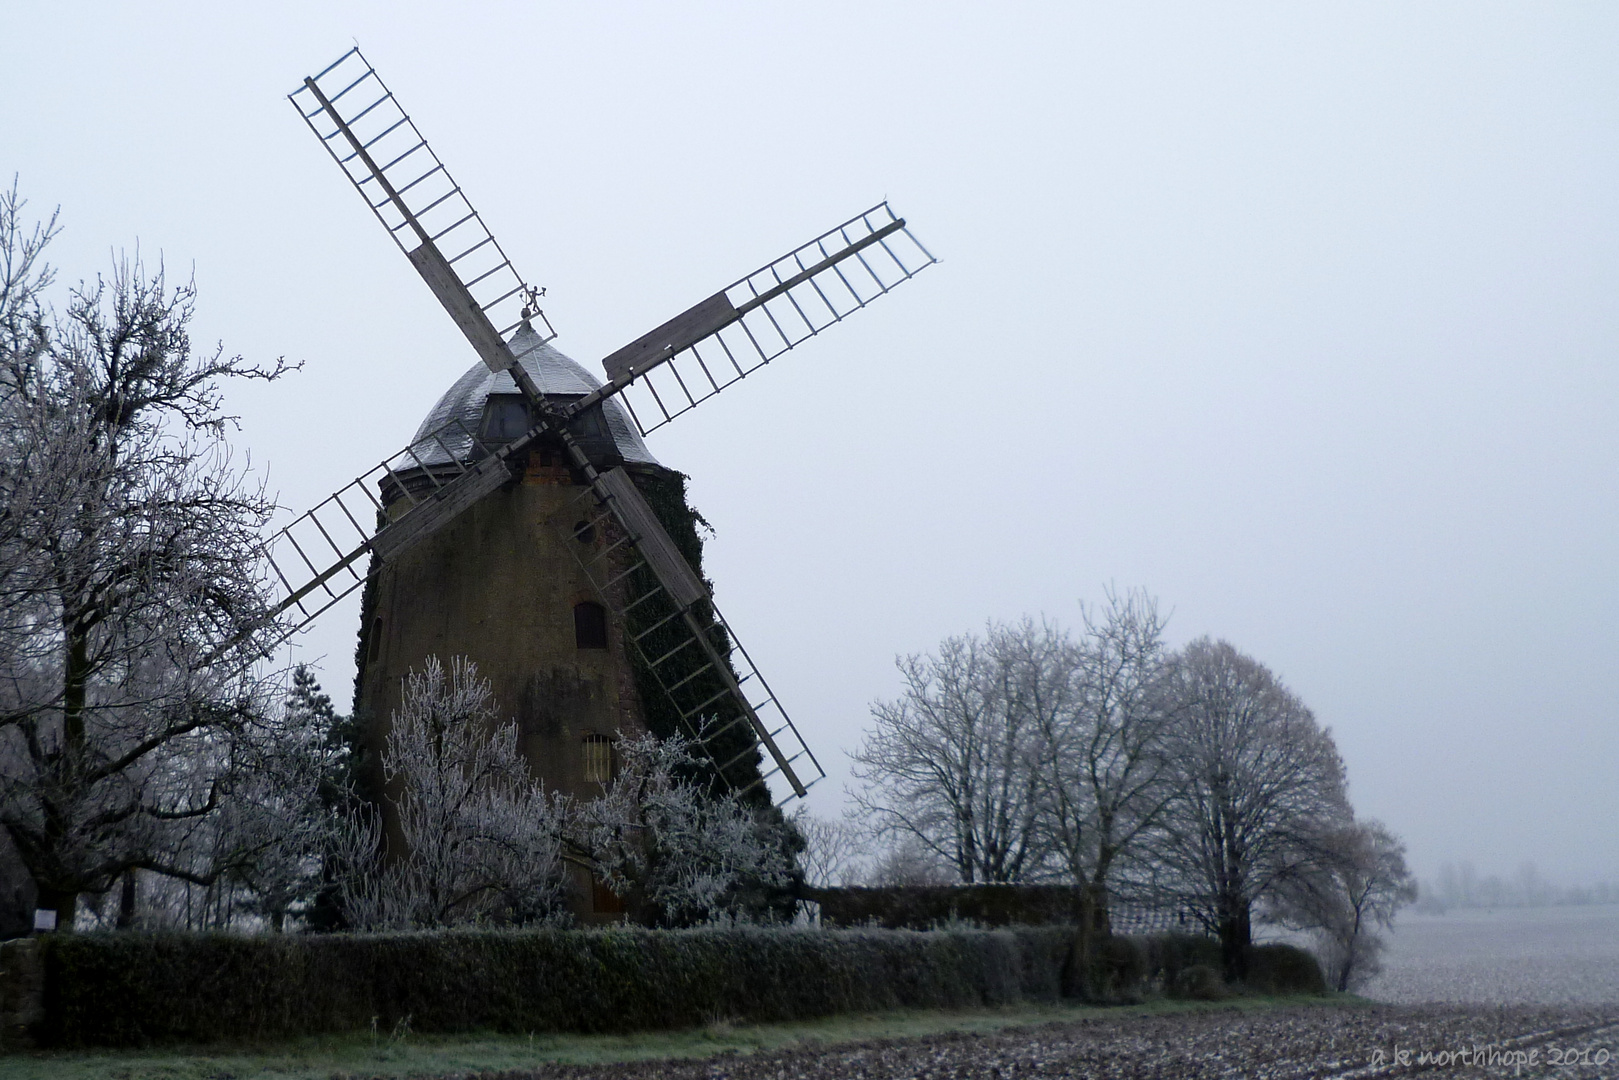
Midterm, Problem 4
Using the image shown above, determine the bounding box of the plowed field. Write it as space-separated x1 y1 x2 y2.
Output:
477 1005 1618 1079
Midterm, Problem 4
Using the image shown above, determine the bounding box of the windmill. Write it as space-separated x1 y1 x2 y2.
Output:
270 47 934 808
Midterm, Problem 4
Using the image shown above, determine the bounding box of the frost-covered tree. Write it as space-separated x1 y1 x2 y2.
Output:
105 673 343 932
569 728 792 925
334 657 568 929
334 657 790 929
1269 818 1417 991
0 184 291 927
1152 638 1352 982
206 666 347 930
853 602 1178 898
864 832 953 887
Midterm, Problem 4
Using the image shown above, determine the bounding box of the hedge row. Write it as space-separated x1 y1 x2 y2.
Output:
33 925 1076 1047
13 926 1327 1048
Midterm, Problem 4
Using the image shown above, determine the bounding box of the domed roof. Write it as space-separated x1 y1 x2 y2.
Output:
408 324 659 468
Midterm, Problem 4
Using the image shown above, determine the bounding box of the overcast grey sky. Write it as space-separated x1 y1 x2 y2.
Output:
4 2 1615 886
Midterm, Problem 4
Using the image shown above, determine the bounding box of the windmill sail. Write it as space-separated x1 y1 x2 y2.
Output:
553 471 823 801
289 47 554 367
577 203 936 435
262 415 530 629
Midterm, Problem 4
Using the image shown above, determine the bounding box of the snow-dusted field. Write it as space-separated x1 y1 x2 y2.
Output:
498 1006 1619 1078
1365 904 1619 1005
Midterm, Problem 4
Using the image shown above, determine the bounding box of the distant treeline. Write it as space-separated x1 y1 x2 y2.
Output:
1416 862 1619 911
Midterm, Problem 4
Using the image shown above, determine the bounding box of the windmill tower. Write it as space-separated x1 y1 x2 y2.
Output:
267 48 934 828
353 329 720 804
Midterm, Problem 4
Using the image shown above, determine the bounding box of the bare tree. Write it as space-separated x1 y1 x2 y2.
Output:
851 631 1045 883
569 728 792 925
1019 591 1180 994
334 657 569 930
1269 818 1417 991
790 808 868 888
864 832 954 887
0 187 292 927
1152 637 1352 982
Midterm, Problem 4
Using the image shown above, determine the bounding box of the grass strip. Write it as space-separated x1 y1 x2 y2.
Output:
0 995 1369 1080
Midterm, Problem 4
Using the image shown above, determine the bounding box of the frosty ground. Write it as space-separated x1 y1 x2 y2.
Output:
488 1005 1616 1079
1365 903 1619 1005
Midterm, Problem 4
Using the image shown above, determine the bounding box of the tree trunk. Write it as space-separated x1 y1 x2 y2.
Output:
1087 863 1113 937
36 618 92 934
116 871 137 929
1336 906 1365 992
1066 887 1096 1000
1218 897 1250 983
1067 881 1114 1001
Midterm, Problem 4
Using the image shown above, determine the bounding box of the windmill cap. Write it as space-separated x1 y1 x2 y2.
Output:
407 324 660 468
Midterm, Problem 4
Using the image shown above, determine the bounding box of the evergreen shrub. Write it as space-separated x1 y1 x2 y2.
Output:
35 925 1073 1048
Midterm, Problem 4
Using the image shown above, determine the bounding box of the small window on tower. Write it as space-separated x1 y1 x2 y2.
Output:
574 602 608 649
582 734 614 784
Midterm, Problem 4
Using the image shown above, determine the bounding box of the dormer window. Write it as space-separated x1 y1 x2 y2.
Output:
481 395 530 443
571 404 607 438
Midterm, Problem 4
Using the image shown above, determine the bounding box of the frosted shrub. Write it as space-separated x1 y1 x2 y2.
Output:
335 657 568 929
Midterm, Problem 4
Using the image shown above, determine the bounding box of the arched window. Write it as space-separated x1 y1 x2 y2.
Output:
581 734 614 784
574 601 608 649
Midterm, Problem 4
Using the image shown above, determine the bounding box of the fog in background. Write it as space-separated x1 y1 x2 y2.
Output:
4 3 1614 888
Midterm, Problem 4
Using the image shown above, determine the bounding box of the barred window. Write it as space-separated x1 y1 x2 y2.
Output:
582 734 614 784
